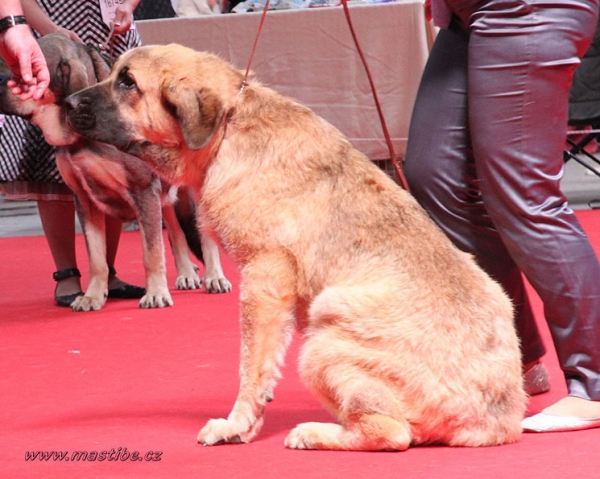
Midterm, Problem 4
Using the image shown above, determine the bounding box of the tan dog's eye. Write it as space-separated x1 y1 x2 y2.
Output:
118 75 136 90
116 67 137 91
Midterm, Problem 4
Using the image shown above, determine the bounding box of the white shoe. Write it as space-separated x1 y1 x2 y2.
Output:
522 412 600 433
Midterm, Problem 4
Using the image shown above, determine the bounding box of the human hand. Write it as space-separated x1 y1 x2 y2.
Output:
0 24 49 101
112 0 137 35
53 26 84 44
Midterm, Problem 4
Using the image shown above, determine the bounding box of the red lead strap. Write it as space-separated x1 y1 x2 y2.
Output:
339 0 410 192
242 0 410 192
241 0 271 86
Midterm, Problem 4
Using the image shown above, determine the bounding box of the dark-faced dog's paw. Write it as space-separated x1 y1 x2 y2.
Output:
139 290 173 308
71 294 106 312
175 273 202 290
203 276 232 294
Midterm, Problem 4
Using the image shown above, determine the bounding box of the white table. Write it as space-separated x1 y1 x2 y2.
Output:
137 2 431 160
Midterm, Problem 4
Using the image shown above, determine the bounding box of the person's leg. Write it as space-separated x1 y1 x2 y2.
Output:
404 25 546 366
467 0 600 417
104 214 146 297
105 214 121 271
37 199 83 302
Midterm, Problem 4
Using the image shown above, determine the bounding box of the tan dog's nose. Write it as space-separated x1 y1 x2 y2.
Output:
63 92 83 111
64 92 97 131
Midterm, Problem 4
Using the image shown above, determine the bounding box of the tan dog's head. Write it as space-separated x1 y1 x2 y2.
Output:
65 45 243 182
0 33 110 146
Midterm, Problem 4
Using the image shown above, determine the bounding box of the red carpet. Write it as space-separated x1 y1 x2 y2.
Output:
2 211 600 478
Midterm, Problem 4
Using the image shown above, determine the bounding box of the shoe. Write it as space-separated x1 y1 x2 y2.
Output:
523 362 550 396
522 412 600 433
107 266 146 299
107 284 146 299
53 268 84 307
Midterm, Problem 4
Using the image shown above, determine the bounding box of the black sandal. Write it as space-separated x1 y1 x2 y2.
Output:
53 268 84 307
107 266 146 299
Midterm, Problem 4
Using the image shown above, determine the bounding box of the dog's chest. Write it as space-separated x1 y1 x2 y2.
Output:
58 147 139 220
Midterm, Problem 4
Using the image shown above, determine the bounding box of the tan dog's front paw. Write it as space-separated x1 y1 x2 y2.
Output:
198 417 263 446
139 291 173 308
71 294 106 312
203 277 232 294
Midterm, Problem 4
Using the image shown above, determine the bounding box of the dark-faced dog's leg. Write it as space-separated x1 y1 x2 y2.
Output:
55 152 109 312
171 186 231 293
73 198 110 311
161 203 202 290
198 248 298 445
131 180 173 308
200 234 232 294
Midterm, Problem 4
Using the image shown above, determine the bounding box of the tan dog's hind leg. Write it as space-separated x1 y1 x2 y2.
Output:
286 336 411 451
285 415 410 452
161 203 202 290
198 249 297 445
286 284 412 451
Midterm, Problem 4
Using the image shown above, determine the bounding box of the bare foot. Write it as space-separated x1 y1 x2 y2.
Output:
542 396 600 418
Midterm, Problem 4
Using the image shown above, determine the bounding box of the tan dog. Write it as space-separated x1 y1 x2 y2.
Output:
0 35 231 311
65 44 526 450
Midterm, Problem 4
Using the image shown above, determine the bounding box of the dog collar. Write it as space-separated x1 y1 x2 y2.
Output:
0 15 28 34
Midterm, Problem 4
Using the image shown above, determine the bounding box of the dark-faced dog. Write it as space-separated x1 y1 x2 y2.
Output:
64 44 526 450
0 35 231 311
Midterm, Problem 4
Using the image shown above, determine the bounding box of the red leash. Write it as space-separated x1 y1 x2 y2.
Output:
339 0 410 192
243 0 410 192
241 0 271 87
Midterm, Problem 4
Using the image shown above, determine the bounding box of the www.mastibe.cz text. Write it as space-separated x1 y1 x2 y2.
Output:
25 448 162 462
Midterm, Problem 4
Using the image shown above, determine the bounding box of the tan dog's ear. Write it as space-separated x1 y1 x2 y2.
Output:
162 83 226 150
85 45 112 82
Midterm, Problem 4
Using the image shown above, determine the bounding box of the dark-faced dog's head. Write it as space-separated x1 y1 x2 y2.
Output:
64 44 242 183
0 33 110 146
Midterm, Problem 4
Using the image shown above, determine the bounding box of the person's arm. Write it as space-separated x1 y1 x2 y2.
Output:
20 0 82 42
0 0 49 100
112 0 141 35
